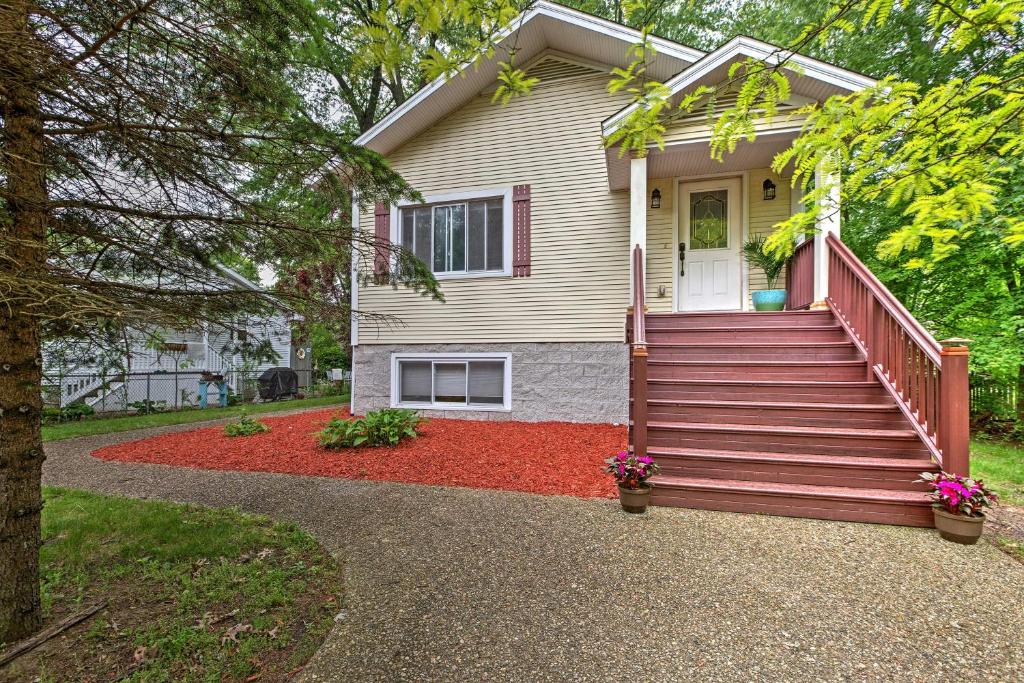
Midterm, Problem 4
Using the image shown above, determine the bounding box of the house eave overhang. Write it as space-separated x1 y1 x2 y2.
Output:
602 35 877 138
353 1 704 156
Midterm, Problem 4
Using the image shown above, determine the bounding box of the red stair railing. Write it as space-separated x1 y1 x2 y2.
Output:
785 239 815 311
630 245 648 458
825 233 970 475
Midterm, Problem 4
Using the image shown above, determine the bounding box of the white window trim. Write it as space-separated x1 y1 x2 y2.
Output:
389 187 514 280
390 351 512 412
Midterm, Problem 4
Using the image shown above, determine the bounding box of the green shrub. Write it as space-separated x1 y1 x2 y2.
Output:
129 399 167 415
43 402 96 424
317 408 425 448
224 413 271 437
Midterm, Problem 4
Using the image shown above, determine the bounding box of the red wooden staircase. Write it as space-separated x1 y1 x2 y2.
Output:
636 309 936 526
626 241 971 527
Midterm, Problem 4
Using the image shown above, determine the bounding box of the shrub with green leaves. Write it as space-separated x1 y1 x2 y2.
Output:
317 408 425 448
42 402 96 424
224 414 270 437
130 399 167 415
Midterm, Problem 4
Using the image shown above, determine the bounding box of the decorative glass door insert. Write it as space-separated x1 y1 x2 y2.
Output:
689 190 729 250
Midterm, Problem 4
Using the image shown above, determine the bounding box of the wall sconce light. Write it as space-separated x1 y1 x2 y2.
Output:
650 188 662 209
762 179 776 200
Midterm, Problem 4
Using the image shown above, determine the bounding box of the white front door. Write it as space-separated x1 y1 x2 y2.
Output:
678 178 743 311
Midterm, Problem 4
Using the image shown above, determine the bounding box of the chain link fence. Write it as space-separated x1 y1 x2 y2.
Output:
42 368 347 419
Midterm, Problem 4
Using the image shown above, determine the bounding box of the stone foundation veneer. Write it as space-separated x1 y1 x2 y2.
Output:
352 343 629 424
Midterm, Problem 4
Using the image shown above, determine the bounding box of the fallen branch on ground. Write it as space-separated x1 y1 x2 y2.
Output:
0 600 108 666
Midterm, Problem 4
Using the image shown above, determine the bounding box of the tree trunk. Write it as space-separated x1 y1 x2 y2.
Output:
0 0 48 642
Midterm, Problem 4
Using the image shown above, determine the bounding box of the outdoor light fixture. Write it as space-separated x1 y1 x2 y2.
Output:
651 188 662 209
762 178 777 200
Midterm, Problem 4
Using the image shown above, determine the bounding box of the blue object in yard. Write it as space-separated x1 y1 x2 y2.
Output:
752 289 787 311
198 380 229 409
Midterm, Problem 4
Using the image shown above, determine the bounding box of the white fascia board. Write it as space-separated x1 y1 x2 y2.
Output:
216 264 264 292
602 35 877 136
353 0 703 151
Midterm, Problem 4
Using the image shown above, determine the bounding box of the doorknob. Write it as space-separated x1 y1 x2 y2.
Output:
678 243 686 276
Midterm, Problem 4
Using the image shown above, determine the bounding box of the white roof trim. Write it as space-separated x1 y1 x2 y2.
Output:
603 35 877 136
353 0 704 150
216 264 264 292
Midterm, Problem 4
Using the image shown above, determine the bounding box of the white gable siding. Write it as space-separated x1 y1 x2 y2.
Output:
358 67 633 344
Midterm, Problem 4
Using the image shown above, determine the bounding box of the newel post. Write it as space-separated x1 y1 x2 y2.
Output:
938 338 971 477
633 346 648 458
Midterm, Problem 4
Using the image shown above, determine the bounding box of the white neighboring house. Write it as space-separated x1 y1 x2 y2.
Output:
42 267 310 412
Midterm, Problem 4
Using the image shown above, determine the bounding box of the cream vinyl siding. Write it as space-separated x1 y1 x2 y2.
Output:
359 68 632 344
645 178 675 313
747 168 793 305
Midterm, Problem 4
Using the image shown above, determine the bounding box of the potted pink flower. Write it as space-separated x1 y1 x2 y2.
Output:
603 451 660 513
918 471 998 544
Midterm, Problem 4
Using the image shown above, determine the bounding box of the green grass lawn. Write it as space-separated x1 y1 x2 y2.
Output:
971 438 1024 506
42 394 348 442
0 488 343 682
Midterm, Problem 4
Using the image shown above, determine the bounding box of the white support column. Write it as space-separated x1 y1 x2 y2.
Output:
812 157 840 307
629 155 647 300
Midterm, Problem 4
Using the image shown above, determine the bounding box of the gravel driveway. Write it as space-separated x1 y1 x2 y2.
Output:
44 419 1024 682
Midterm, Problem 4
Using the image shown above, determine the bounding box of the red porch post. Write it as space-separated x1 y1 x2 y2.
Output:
938 339 971 477
632 346 648 458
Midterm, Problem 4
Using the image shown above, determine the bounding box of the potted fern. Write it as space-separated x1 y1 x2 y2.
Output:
743 235 788 311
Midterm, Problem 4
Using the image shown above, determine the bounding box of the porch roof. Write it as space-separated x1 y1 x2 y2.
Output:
603 36 877 189
605 117 805 189
602 36 877 139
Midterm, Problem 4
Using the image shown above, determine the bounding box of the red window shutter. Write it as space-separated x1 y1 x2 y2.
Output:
373 202 390 279
512 185 531 277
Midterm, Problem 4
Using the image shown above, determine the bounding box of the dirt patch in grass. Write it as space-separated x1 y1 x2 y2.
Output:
92 409 625 498
0 488 343 683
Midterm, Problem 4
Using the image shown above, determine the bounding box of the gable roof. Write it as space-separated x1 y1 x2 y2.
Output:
354 1 704 155
603 35 877 137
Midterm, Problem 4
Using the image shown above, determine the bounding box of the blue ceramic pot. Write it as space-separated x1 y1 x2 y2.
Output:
752 289 786 311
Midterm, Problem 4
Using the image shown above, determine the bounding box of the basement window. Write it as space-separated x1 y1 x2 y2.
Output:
391 353 511 411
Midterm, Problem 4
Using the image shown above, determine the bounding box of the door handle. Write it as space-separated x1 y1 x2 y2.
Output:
678 243 686 276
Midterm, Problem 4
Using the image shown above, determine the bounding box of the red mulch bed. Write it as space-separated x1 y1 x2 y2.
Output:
92 409 626 499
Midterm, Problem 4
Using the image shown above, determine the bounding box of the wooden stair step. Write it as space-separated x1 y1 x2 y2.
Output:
643 398 898 411
646 382 892 404
647 446 937 489
643 327 848 342
643 312 836 329
640 398 905 428
643 395 901 428
643 421 929 457
645 421 921 440
645 360 868 381
648 475 934 526
644 324 843 333
647 360 866 367
645 341 862 361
